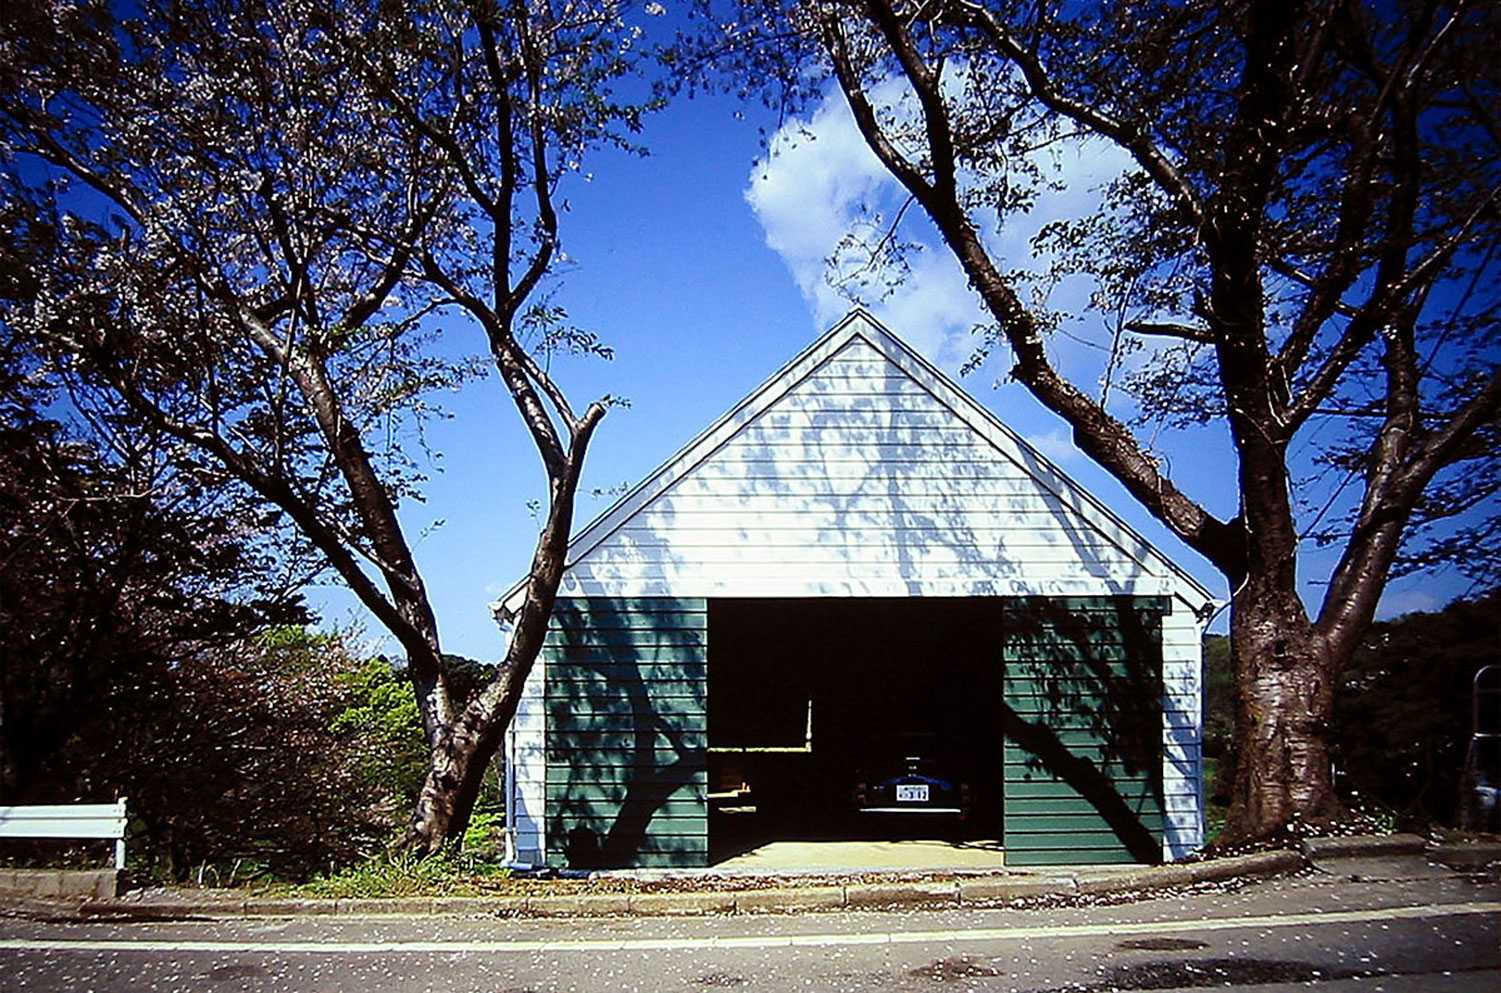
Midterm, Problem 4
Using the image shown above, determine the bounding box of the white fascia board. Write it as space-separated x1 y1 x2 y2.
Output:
852 319 1217 615
495 308 1217 619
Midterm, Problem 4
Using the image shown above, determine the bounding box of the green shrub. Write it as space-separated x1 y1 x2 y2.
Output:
331 656 429 804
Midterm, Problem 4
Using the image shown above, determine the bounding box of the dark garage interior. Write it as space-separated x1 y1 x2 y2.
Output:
707 598 1007 864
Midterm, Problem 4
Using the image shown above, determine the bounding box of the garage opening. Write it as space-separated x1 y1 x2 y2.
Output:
707 598 1006 869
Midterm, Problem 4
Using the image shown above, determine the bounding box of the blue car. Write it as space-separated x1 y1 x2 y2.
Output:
854 754 970 818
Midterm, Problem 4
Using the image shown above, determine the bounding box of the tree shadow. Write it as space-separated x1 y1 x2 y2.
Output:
539 332 1182 867
547 598 706 869
1002 596 1165 863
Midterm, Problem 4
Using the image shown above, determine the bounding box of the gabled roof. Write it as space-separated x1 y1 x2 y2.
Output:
494 309 1215 619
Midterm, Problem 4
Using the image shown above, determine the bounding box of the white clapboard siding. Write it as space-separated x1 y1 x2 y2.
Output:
584 543 1148 566
605 510 1155 533
508 660 547 866
710 441 991 464
537 320 1213 606
610 527 1124 547
719 425 988 448
773 383 931 399
566 561 1150 585
1161 607 1205 859
499 311 1216 867
637 492 1144 515
557 577 1180 601
818 355 921 376
750 408 971 428
680 460 1034 480
665 472 1040 494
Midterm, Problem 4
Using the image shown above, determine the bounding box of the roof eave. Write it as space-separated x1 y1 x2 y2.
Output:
488 307 1219 625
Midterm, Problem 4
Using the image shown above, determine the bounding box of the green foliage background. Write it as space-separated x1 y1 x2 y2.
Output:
331 656 430 804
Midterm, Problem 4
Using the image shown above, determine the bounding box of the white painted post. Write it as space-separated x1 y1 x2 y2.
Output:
114 798 127 870
504 723 516 865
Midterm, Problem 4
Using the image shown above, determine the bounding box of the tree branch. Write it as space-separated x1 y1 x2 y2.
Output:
515 339 580 431
863 0 958 196
1317 361 1500 658
475 3 521 311
819 0 1242 576
98 358 434 676
1124 320 1218 344
949 0 1208 236
817 16 934 199
337 175 444 333
1282 164 1500 432
418 251 569 477
1272 119 1382 386
3 112 150 229
501 0 561 317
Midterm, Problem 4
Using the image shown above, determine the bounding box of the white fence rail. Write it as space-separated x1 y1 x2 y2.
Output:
0 799 128 869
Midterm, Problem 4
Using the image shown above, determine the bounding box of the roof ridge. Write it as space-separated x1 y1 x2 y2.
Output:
493 309 1214 619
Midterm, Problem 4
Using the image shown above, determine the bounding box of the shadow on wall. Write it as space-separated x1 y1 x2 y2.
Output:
561 336 1157 601
1002 596 1165 864
544 339 1172 866
546 595 1165 869
548 598 706 870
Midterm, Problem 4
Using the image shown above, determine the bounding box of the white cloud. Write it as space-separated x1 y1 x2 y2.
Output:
746 79 1139 382
745 79 989 370
1021 427 1082 466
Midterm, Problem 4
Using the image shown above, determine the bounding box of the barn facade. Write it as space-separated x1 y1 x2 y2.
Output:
495 311 1212 869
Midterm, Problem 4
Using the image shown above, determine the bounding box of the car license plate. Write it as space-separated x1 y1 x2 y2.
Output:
896 784 929 803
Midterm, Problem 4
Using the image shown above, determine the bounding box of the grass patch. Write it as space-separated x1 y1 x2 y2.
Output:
291 848 515 899
288 811 526 898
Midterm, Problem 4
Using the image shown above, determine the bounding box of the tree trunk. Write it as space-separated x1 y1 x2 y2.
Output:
393 592 451 747
400 434 596 854
1218 579 1342 845
401 502 573 852
401 663 530 855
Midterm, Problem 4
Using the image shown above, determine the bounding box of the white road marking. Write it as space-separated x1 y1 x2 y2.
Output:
0 901 1495 956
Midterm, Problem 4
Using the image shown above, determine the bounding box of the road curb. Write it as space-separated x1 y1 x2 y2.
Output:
957 875 1077 903
1299 833 1428 859
628 890 738 916
1428 841 1501 872
334 897 435 916
41 849 1305 920
1180 849 1306 883
843 880 959 910
732 885 847 914
77 898 242 919
527 892 632 917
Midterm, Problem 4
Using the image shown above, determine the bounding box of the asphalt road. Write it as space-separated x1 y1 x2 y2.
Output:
0 861 1496 993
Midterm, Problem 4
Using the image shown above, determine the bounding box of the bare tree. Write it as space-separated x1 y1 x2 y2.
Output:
332 0 654 850
1 0 654 850
697 0 1500 843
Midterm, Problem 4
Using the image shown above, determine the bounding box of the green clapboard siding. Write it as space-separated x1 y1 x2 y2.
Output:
1003 597 1165 866
545 597 708 869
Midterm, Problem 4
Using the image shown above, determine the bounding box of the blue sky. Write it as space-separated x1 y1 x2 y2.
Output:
309 81 1477 662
